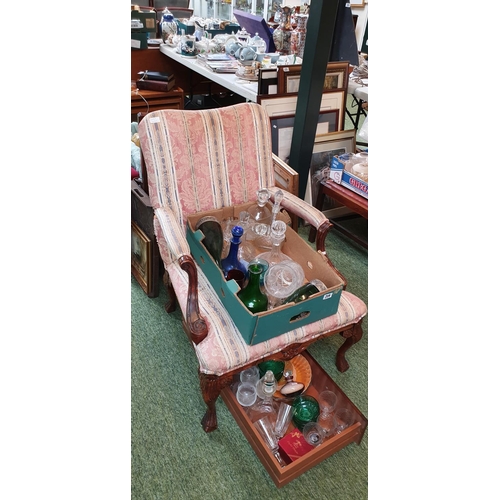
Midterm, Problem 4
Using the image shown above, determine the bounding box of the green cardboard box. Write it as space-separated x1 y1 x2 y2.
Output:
186 202 345 346
131 11 157 33
131 32 149 50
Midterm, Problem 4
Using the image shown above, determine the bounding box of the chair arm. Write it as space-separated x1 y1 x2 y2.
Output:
154 207 208 344
266 186 345 287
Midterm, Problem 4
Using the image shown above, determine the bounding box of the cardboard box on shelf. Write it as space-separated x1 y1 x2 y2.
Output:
330 156 368 199
186 201 345 346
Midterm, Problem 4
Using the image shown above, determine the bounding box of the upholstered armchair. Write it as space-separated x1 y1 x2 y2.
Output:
138 103 367 433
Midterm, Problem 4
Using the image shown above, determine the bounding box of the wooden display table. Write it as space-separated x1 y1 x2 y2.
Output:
308 179 368 249
221 351 367 488
131 83 184 122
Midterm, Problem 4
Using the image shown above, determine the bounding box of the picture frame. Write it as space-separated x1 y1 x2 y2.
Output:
132 221 152 295
257 68 279 96
349 0 366 8
273 155 299 231
304 129 357 206
277 62 349 95
257 91 346 129
270 110 339 161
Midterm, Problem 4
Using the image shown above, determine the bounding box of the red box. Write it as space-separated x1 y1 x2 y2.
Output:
278 429 314 464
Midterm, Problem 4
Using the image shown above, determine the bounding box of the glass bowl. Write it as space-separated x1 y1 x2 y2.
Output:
257 359 285 382
292 395 320 431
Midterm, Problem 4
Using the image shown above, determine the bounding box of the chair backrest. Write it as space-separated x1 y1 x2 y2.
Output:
138 103 276 228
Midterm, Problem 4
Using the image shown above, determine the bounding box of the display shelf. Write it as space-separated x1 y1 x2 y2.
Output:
221 350 367 488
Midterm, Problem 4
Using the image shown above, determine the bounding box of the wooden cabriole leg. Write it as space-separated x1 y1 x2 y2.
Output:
199 372 235 433
336 320 364 373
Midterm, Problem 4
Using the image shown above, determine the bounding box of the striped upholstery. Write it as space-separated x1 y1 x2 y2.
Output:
139 102 367 375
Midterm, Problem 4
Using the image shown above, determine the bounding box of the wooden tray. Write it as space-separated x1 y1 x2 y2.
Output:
221 351 367 488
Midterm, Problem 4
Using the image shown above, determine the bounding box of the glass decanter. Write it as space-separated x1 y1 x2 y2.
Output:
248 188 273 230
253 190 284 249
252 369 279 416
220 225 247 279
237 263 268 314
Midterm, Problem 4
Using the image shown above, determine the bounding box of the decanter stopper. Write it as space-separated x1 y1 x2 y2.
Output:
248 188 272 226
280 370 304 397
271 190 284 224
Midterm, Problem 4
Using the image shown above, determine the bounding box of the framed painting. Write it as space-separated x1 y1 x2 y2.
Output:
270 110 339 161
277 62 349 94
132 221 152 295
257 91 346 130
304 129 357 206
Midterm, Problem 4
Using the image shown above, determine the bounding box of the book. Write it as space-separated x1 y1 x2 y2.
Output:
136 78 176 92
137 70 174 82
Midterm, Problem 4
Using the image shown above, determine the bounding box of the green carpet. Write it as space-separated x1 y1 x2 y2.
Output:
131 223 368 500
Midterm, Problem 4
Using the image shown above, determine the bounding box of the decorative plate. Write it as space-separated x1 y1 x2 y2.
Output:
274 354 312 398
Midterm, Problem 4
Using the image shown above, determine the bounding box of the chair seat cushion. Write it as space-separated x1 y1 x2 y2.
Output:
167 260 367 376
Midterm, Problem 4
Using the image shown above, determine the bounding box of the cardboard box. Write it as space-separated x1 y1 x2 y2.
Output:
186 202 345 346
176 20 195 35
278 429 315 464
131 11 157 33
131 32 149 50
330 156 368 199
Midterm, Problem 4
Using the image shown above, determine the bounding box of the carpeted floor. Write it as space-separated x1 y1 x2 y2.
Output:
131 221 368 500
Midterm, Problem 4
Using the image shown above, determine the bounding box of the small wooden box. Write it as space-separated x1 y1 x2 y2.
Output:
221 351 367 488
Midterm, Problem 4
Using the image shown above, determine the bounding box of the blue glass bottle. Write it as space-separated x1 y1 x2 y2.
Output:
221 225 247 280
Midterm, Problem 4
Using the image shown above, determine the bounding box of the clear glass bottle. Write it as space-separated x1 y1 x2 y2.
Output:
237 263 268 313
220 225 247 279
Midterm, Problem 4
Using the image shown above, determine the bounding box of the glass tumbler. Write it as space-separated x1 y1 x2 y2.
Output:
274 402 295 439
236 382 258 407
239 366 260 386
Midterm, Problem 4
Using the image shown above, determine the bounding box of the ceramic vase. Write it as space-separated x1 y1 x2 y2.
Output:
272 6 293 55
290 14 308 58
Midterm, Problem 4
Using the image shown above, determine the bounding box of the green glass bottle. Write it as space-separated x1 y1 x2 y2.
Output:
282 279 327 304
237 263 268 313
